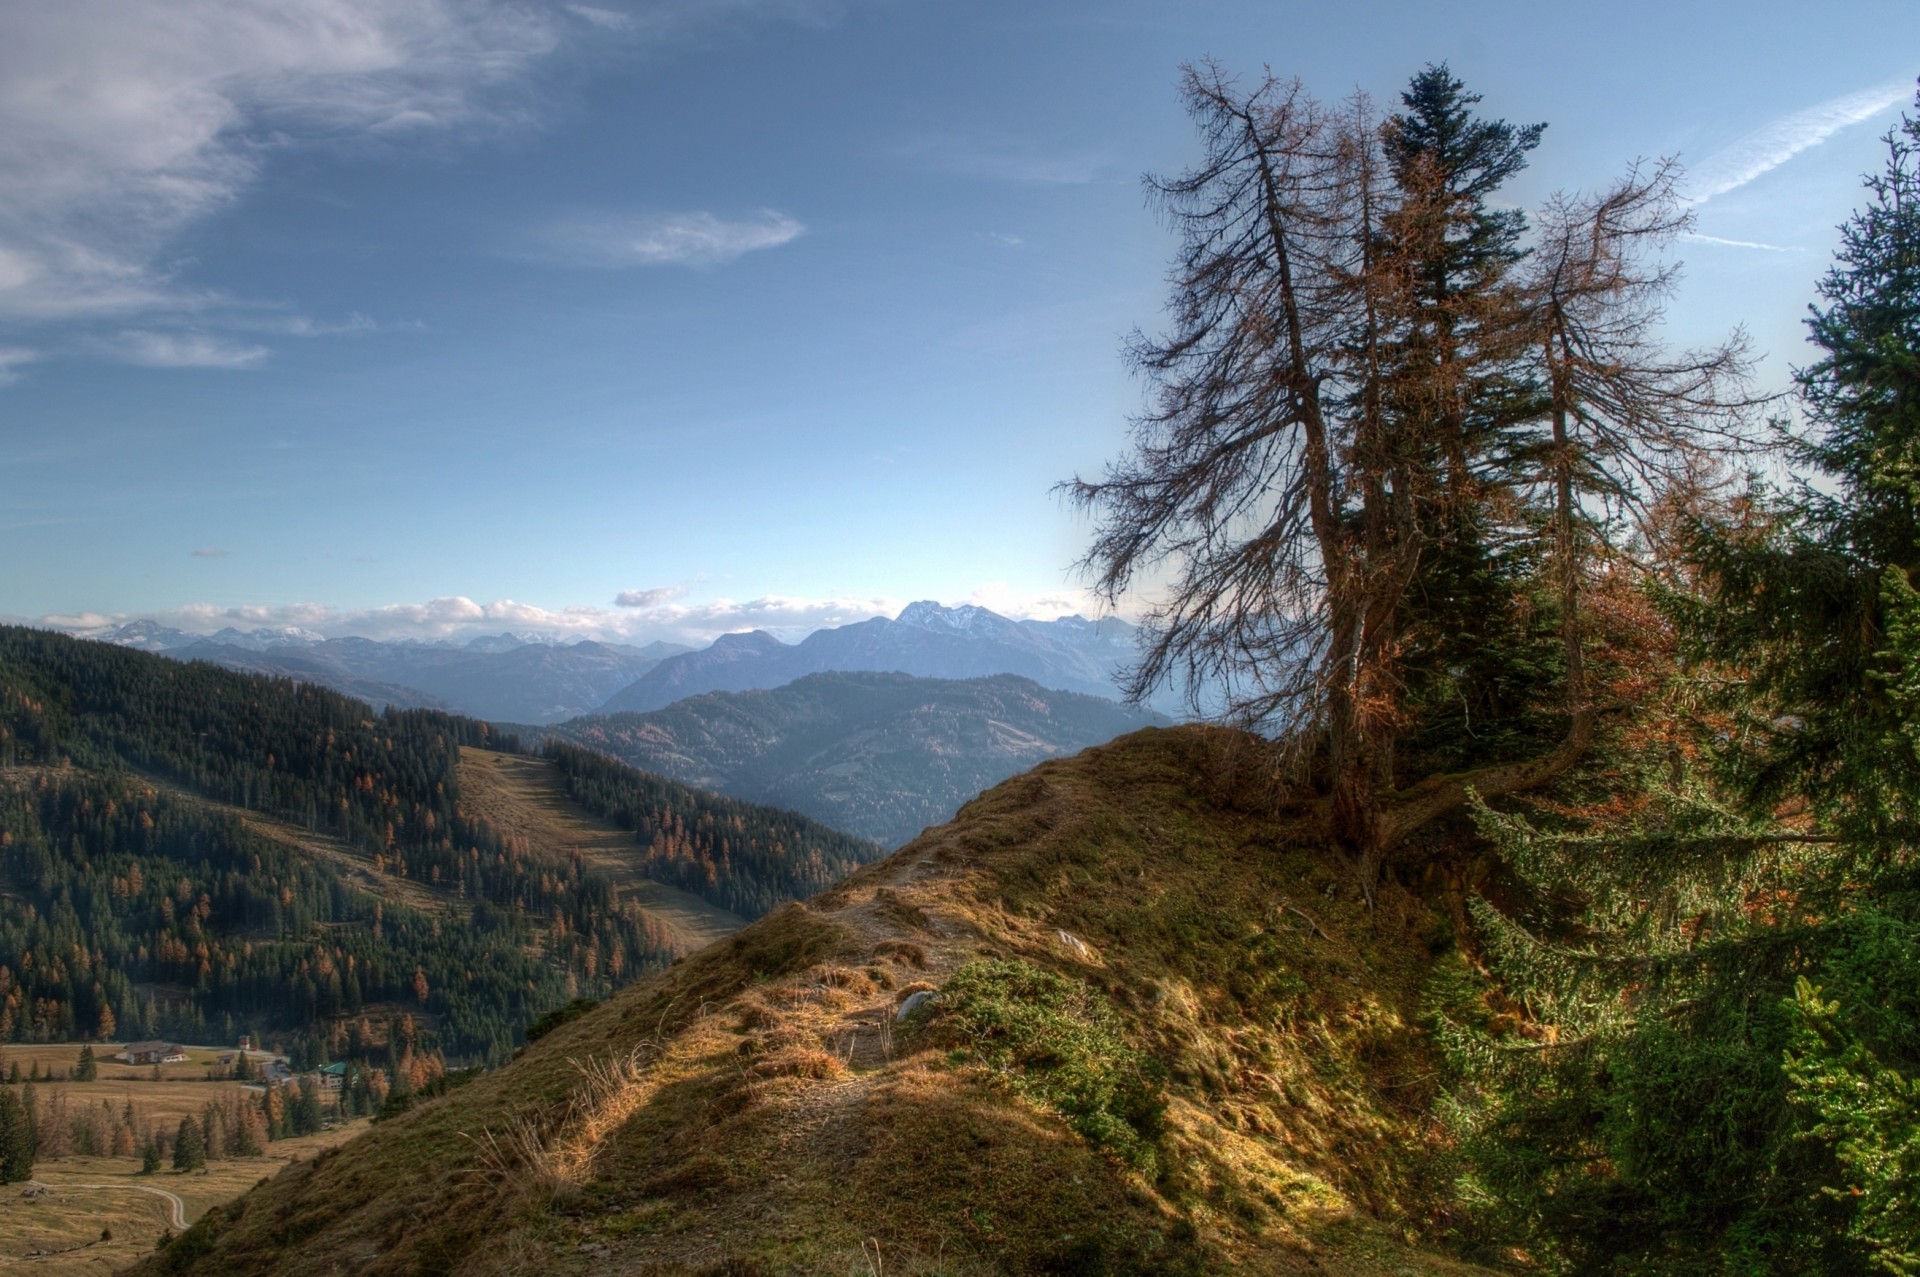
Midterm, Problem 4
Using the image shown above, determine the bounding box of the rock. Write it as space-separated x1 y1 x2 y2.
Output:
1055 929 1099 963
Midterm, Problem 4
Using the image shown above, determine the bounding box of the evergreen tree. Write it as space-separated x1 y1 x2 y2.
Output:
140 1138 161 1175
171 1116 204 1172
1436 90 1920 1275
73 1045 95 1082
0 1089 31 1183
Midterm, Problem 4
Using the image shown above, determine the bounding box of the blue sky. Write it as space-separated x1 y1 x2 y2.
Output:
2 0 1915 646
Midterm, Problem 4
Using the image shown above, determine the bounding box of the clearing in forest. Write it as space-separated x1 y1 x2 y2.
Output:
454 748 745 953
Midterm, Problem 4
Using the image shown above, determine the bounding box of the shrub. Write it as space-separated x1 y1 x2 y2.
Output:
930 958 1165 1171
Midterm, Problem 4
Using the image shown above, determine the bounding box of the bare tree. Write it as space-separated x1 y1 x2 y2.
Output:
1067 64 1758 879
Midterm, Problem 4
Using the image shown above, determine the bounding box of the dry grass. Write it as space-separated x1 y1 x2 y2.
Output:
455 748 745 953
0 1128 364 1276
121 727 1501 1277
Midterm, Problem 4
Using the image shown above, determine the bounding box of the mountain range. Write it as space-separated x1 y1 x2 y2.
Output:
74 602 1178 725
0 626 876 1064
598 600 1176 715
548 670 1166 846
74 622 689 723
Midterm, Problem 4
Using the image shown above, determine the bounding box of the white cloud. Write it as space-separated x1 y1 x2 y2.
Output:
0 347 39 386
0 1 569 325
1689 78 1915 205
615 586 680 608
41 584 1109 648
115 330 270 368
191 546 227 558
540 209 805 267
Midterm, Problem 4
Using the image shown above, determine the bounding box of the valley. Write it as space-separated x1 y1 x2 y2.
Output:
548 671 1165 846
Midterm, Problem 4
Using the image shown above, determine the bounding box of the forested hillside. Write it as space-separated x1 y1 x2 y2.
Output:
552 671 1165 845
0 627 878 1065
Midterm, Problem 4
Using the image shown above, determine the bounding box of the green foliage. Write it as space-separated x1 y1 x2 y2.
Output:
523 997 599 1043
1786 977 1920 1275
74 1044 95 1082
0 1088 32 1183
172 1115 205 1171
930 958 1165 1172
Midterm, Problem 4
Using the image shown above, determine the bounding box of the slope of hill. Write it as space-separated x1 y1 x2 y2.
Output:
77 623 689 723
0 626 878 1064
553 671 1167 846
599 601 1174 715
132 726 1494 1277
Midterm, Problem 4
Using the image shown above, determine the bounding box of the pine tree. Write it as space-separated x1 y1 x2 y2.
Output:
0 1089 31 1183
73 1044 95 1082
140 1138 161 1175
171 1116 204 1172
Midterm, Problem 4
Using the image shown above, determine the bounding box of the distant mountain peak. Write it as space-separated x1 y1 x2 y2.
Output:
712 630 788 652
895 600 1006 635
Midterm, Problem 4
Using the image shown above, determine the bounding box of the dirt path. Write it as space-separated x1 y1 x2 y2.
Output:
26 1180 186 1232
456 749 745 953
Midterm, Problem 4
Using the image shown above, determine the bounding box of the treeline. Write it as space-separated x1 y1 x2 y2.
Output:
0 770 648 1062
0 628 874 1063
544 740 881 918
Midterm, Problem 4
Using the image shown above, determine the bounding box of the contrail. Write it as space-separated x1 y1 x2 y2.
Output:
1689 78 1914 204
1681 232 1800 253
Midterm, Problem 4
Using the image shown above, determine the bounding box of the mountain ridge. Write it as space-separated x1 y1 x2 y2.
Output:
552 670 1166 847
599 600 1171 716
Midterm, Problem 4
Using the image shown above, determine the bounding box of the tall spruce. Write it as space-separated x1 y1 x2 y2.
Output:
1431 91 1920 1275
1379 66 1561 773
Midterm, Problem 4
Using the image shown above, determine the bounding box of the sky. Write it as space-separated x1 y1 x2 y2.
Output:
1 0 1916 647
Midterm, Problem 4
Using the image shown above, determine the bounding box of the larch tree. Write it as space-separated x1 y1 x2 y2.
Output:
1068 60 1753 879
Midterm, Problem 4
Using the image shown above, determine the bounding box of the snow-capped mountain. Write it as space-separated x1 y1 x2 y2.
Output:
597 601 1171 716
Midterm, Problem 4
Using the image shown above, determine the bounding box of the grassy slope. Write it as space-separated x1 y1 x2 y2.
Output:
452 748 745 951
129 727 1489 1277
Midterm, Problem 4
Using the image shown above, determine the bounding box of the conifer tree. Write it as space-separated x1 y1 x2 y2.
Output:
0 1089 31 1183
74 1044 95 1082
171 1116 204 1172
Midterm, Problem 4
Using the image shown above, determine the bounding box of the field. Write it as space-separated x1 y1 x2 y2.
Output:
0 1043 369 1271
0 1131 364 1274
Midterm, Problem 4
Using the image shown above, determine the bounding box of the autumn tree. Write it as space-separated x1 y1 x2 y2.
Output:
1069 60 1751 877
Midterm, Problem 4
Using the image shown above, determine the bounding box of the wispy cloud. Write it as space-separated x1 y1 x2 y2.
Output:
115 331 270 369
191 547 227 558
0 0 856 350
539 209 805 267
896 135 1108 185
1681 232 1801 253
0 1 568 327
0 347 39 386
566 4 635 30
1689 78 1915 204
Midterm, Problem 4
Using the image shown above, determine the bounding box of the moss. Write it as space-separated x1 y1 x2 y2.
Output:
928 958 1166 1171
